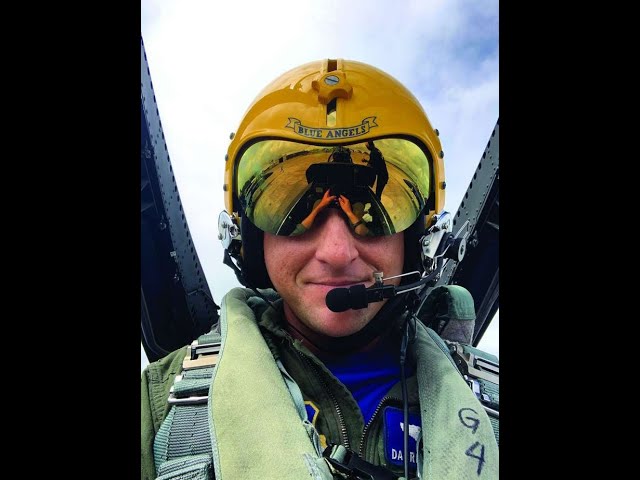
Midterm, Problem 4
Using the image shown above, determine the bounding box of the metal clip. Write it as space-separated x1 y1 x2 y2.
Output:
167 392 208 406
449 342 499 385
183 340 221 370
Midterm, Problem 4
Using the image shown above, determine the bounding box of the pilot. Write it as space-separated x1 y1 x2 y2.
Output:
141 59 499 479
364 140 389 200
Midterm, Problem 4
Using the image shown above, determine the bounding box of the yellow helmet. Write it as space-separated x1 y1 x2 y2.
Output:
219 58 446 288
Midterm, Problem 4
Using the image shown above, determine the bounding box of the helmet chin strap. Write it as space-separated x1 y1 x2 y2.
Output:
286 295 408 354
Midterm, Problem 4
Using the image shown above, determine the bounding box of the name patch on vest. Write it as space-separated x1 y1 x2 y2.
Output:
383 406 422 468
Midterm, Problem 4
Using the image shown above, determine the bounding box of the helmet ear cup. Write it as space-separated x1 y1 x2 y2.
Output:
239 214 274 289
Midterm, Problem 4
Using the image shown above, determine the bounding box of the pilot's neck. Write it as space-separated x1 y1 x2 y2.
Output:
283 304 380 356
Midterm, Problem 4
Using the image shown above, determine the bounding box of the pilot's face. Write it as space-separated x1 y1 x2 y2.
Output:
264 208 404 338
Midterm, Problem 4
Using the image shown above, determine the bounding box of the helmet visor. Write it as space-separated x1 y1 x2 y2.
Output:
236 138 431 237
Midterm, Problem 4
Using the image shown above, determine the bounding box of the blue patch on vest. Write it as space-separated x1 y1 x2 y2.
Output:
305 401 319 425
383 406 422 468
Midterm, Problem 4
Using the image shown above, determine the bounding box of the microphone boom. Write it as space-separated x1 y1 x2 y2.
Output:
325 283 397 312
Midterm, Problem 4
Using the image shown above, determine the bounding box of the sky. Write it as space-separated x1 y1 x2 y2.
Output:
140 0 499 371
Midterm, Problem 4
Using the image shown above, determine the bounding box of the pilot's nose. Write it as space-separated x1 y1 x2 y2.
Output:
313 210 359 267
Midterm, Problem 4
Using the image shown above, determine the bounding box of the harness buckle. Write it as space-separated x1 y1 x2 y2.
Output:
167 391 209 406
183 340 221 370
447 341 500 418
447 342 499 385
166 339 222 405
323 444 399 480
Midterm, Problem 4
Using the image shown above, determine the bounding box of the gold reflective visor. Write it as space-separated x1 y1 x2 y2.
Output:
236 138 431 236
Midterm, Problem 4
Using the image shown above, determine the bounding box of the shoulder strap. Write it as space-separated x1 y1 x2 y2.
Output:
418 284 499 446
209 288 332 480
152 287 334 480
153 333 222 479
414 325 499 478
446 341 500 446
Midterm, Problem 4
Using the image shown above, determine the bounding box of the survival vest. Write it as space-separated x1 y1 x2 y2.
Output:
145 287 499 479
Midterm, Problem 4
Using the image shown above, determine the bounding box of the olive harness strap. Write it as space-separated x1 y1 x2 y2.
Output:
152 333 221 479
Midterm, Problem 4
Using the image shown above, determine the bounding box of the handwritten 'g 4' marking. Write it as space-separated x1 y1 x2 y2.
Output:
465 441 486 476
458 408 480 433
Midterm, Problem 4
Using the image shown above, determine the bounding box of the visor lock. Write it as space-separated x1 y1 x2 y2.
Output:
312 71 353 104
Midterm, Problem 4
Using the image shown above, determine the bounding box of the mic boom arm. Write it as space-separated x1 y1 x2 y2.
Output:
325 211 468 313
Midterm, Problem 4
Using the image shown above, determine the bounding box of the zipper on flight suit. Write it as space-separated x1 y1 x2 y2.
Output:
297 350 351 450
358 395 392 457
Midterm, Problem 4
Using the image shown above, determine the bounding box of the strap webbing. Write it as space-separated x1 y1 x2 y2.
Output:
153 333 220 479
156 453 212 480
165 405 211 458
478 378 499 409
173 368 215 398
488 417 499 447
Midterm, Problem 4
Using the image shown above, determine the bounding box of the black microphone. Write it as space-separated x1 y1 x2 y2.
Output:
325 283 397 312
324 267 444 313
